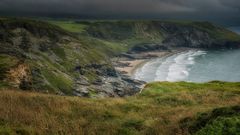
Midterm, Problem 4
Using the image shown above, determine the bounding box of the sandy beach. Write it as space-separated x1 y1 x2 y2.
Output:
115 59 147 76
113 48 193 77
114 50 180 76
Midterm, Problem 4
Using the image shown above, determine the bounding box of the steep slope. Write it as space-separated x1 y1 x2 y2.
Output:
52 20 240 55
0 81 239 134
0 18 142 97
84 21 240 49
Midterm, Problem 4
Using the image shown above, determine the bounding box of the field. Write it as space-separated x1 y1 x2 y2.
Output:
0 81 239 135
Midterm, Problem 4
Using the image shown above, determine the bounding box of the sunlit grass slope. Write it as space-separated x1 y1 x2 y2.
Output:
0 81 239 135
48 20 87 33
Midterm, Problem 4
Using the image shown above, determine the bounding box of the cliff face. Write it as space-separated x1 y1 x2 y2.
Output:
81 21 240 51
159 22 240 49
0 18 142 97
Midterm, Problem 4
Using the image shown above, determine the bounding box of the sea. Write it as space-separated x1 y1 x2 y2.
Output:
133 27 240 83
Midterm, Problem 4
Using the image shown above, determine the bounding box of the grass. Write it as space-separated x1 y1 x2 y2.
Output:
0 81 239 135
48 21 87 33
47 20 240 56
42 69 73 94
0 18 72 38
50 20 240 42
51 47 66 60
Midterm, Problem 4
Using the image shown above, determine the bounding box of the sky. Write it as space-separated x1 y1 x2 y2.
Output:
0 0 239 25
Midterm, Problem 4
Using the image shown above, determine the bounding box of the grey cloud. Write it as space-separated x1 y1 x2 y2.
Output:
0 0 195 14
219 0 240 10
0 0 239 25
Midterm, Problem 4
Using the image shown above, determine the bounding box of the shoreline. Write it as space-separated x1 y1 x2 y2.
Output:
114 48 191 77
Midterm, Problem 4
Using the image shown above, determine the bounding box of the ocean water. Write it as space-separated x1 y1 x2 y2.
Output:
133 49 240 83
228 26 240 34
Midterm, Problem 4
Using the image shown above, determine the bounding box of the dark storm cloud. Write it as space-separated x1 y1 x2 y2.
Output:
0 0 194 14
0 0 239 25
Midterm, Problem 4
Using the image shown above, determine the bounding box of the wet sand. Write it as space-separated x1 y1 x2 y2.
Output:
115 59 147 76
115 51 174 76
114 48 191 77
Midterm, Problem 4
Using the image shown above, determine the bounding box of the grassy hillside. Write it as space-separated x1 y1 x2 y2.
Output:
0 81 239 135
49 20 240 55
0 18 140 97
48 20 87 33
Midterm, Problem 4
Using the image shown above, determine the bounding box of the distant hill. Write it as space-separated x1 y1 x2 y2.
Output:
51 20 240 54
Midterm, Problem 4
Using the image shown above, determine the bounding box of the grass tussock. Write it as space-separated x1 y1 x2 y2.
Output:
0 81 240 135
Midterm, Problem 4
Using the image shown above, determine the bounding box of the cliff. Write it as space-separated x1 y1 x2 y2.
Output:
0 18 142 97
78 20 240 53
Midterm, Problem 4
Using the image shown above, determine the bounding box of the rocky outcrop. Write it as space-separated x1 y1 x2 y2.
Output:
130 43 169 53
161 25 240 49
0 18 142 97
5 63 31 89
73 75 144 97
72 64 143 97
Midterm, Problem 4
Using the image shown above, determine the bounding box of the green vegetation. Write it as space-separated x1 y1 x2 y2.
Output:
181 106 240 135
0 18 72 38
0 81 239 134
0 18 114 95
191 22 240 42
195 116 240 135
49 20 167 56
48 20 240 57
51 47 66 59
42 69 73 94
48 21 87 33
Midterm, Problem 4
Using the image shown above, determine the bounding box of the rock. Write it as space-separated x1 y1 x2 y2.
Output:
119 53 136 59
73 87 89 97
130 43 169 53
121 75 146 86
75 76 90 86
92 78 103 85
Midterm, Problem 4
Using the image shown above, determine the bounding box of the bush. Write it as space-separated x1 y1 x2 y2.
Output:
195 116 240 135
180 106 240 134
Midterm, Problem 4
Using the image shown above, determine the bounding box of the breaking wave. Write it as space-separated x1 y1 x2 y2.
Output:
134 50 207 82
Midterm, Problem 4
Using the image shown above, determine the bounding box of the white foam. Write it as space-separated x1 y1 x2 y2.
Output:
134 58 163 82
133 50 207 82
161 50 206 82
